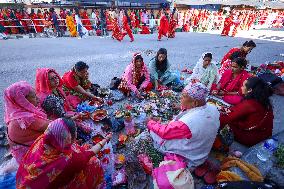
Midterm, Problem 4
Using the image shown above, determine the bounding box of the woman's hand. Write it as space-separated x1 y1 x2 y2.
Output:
71 112 89 120
93 96 104 103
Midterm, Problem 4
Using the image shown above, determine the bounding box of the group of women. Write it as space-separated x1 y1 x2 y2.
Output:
187 40 273 146
3 42 275 188
4 61 113 188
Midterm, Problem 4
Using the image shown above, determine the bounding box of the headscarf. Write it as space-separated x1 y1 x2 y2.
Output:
189 52 219 85
4 81 47 127
196 52 215 68
36 68 71 113
35 68 64 101
183 82 209 101
16 118 76 188
129 53 148 85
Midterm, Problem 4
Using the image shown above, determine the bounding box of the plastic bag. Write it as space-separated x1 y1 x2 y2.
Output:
112 168 127 186
0 171 16 189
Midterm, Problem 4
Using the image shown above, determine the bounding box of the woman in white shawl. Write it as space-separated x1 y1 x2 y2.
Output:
75 8 87 38
186 52 219 90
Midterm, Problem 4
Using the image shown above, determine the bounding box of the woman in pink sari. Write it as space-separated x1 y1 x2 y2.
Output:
212 58 250 105
4 81 50 163
118 53 152 99
16 118 111 189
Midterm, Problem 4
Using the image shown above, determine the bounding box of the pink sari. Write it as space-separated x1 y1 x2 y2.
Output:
4 81 48 163
219 69 250 105
16 118 104 189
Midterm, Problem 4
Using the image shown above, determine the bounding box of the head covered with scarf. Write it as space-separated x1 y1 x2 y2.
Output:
16 118 78 188
129 52 148 85
183 82 209 106
4 81 47 127
35 68 65 104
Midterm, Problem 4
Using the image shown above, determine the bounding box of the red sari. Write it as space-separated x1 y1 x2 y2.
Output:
140 25 150 34
36 68 72 115
81 11 92 31
62 69 92 108
158 15 169 40
168 15 177 38
220 99 273 146
111 18 124 42
59 10 67 31
221 16 233 36
218 69 250 105
30 13 41 33
220 47 248 65
0 11 7 34
122 15 134 41
16 118 104 189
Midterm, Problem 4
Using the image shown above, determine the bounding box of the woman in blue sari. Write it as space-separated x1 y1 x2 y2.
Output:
149 48 178 89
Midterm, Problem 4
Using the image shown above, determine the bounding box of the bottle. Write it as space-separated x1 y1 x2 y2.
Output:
257 138 278 162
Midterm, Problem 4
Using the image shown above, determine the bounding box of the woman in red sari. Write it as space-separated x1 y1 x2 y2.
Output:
81 8 93 31
16 118 111 189
168 12 177 38
212 58 250 105
36 9 44 33
111 17 124 42
140 23 150 34
158 13 169 41
122 10 134 42
220 77 273 146
221 15 233 36
30 9 41 33
220 40 256 69
62 61 101 108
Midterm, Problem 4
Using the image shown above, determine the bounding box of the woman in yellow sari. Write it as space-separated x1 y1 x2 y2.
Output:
66 11 77 37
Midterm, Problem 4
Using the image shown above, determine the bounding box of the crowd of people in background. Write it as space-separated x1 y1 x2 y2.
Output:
0 6 284 40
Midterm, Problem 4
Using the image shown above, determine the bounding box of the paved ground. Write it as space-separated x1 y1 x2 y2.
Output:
0 31 284 163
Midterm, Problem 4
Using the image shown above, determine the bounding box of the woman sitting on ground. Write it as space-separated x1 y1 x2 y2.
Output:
149 48 178 89
62 61 102 108
220 77 273 146
36 68 92 136
16 118 112 189
36 68 74 119
118 53 152 98
212 57 250 105
4 81 50 163
186 52 219 90
219 51 241 75
220 40 256 66
147 83 219 168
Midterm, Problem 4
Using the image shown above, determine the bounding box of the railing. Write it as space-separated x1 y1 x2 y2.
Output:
1 15 283 35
